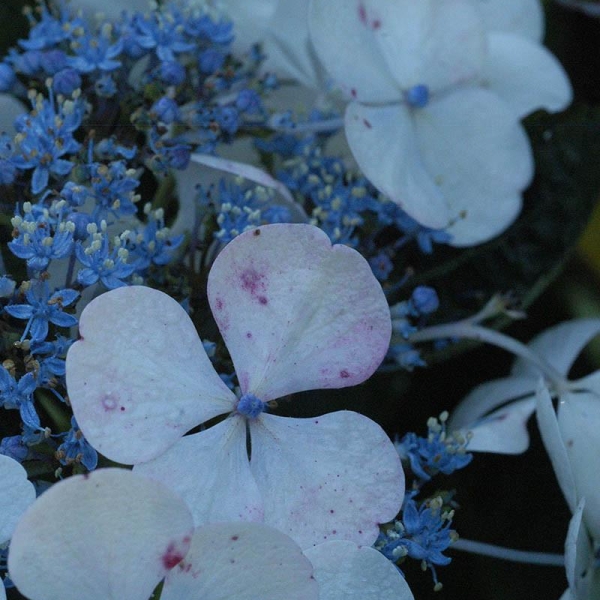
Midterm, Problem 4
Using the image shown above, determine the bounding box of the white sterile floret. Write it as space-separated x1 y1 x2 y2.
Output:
308 0 572 247
66 223 404 550
0 454 35 546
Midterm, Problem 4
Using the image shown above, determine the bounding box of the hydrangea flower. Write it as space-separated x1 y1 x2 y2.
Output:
450 320 600 540
308 0 572 246
66 223 404 549
8 468 414 600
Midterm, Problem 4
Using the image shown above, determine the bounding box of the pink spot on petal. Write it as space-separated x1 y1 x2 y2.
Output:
101 393 118 411
358 3 367 24
372 19 381 30
215 298 224 310
231 535 239 541
246 332 252 338
162 542 185 570
340 370 350 379
362 119 372 129
258 296 268 305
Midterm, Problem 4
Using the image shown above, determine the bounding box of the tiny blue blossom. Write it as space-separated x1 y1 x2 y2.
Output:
56 416 98 471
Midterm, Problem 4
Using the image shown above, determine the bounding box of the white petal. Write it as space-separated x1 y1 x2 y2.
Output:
305 540 414 600
463 397 536 454
565 499 591 598
535 383 578 513
0 581 4 600
308 0 398 102
0 455 35 545
414 88 533 246
66 286 236 465
475 0 544 40
0 94 26 135
512 319 600 379
207 223 391 401
450 376 536 429
8 469 194 600
219 0 278 54
558 392 600 540
364 0 485 93
162 522 318 600
344 102 449 229
134 416 263 526
250 411 404 549
482 33 572 119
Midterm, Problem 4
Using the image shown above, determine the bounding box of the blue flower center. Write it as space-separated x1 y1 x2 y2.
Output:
236 393 266 419
405 84 430 108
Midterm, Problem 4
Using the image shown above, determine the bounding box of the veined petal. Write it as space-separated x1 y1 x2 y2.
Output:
462 397 536 454
512 319 600 378
66 286 236 465
344 102 449 230
364 0 485 93
0 455 35 545
162 522 318 600
308 0 398 102
8 469 194 600
482 32 572 120
134 416 263 526
558 391 600 540
475 0 544 40
450 376 537 430
208 224 391 401
304 540 415 600
414 88 533 246
249 411 404 549
535 383 578 513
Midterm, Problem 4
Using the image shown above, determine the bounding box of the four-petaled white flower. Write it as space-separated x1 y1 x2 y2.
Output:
308 0 572 246
9 468 415 600
66 223 404 550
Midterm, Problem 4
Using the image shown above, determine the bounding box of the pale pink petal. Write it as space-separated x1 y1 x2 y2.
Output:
308 0 398 102
0 455 35 545
535 383 578 513
558 391 600 540
512 319 600 379
364 0 485 93
450 376 537 430
134 416 263 526
344 102 449 230
66 286 236 465
304 540 414 600
207 223 391 401
463 397 536 454
414 88 533 246
8 469 194 600
482 33 572 119
249 411 404 549
476 0 544 40
162 522 318 600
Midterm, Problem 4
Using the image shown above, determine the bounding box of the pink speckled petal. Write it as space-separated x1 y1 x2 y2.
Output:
305 540 415 600
8 469 194 600
162 522 318 600
0 455 35 545
66 286 236 465
134 416 263 526
208 224 391 401
250 411 404 549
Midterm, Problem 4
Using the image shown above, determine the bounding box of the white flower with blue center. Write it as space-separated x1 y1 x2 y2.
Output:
65 223 404 550
308 0 573 246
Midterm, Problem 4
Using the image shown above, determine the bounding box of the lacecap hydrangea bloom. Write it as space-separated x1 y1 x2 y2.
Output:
66 223 404 549
308 0 572 246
